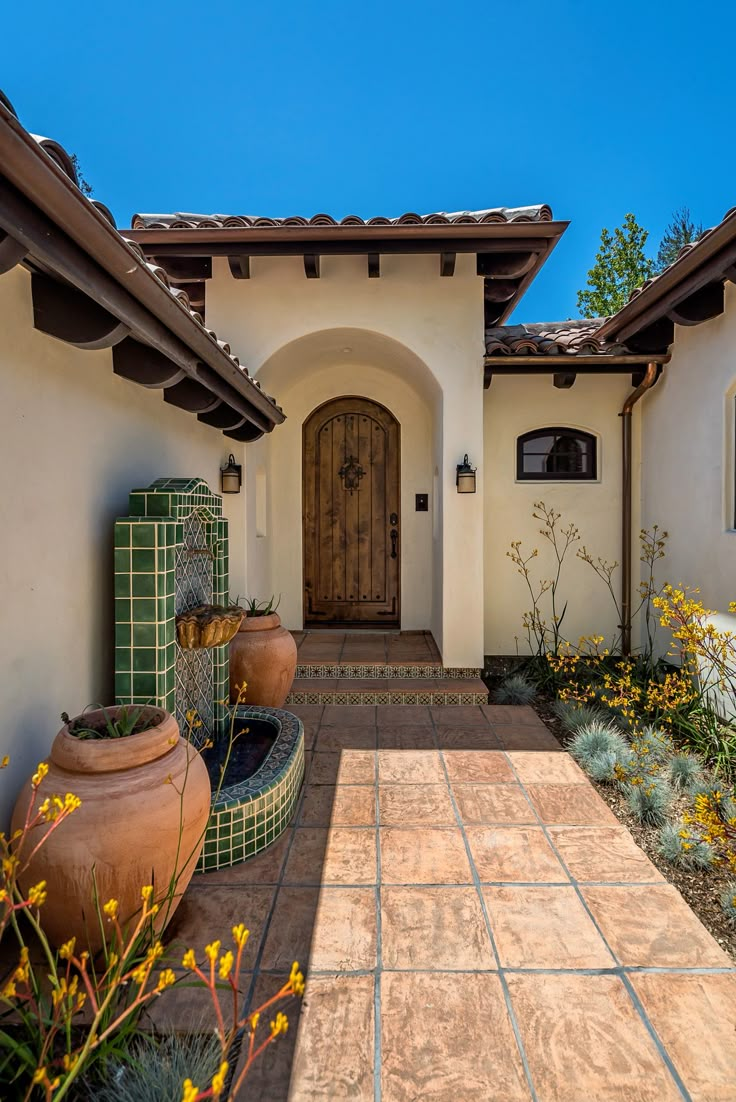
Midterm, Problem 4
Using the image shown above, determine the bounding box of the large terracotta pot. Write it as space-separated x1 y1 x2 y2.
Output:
229 613 297 707
11 708 211 954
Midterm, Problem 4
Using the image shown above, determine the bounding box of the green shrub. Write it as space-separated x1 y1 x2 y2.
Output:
493 674 537 706
625 778 673 826
636 725 675 766
667 753 701 791
658 822 715 869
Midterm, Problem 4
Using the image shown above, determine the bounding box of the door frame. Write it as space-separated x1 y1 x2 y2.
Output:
302 394 401 629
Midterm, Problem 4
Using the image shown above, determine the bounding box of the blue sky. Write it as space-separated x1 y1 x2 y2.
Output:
4 0 735 321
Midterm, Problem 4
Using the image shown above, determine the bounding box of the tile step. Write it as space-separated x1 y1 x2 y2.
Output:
286 677 488 706
295 664 482 680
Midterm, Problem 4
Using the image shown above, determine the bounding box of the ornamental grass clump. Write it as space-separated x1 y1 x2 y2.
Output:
658 822 716 869
568 721 629 766
625 777 673 826
552 699 609 733
493 674 537 706
667 753 702 792
92 1032 223 1102
720 882 736 924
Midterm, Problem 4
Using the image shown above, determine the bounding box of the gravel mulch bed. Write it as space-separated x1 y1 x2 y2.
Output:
535 696 736 964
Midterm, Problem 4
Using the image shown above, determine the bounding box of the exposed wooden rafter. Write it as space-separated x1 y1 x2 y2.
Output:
227 255 250 279
113 338 185 387
666 281 724 326
153 255 211 283
32 271 129 350
163 377 221 413
477 251 537 278
440 252 456 277
367 253 380 278
0 229 25 273
304 254 320 278
553 372 576 389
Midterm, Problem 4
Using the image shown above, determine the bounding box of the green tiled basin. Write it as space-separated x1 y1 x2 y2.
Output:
196 707 304 872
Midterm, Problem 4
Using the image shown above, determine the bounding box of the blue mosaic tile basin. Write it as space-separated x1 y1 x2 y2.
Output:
196 706 304 872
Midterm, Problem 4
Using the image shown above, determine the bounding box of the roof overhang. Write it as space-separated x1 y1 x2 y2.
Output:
0 94 284 441
596 206 736 354
483 353 669 389
126 218 569 327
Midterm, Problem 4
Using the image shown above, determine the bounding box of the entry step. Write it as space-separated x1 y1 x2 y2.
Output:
286 677 488 706
295 663 482 680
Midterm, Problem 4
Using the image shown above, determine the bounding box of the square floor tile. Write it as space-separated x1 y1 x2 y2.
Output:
377 726 436 748
380 827 472 884
442 750 515 784
376 705 432 726
321 704 377 726
241 974 375 1102
452 783 535 824
308 749 376 785
482 704 546 726
631 972 736 1102
482 885 614 968
508 751 587 785
434 726 503 750
314 725 377 751
430 705 490 726
299 785 376 827
378 749 445 784
581 884 733 967
525 783 619 825
381 886 495 970
494 727 562 751
284 828 377 885
381 972 531 1101
163 884 273 971
548 826 664 883
467 826 567 883
260 886 376 972
379 784 456 826
506 973 683 1102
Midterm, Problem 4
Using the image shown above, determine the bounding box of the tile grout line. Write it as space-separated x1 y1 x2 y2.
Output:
428 710 541 1102
501 749 694 1102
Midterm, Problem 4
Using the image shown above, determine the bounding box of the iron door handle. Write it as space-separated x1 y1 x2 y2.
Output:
390 528 398 559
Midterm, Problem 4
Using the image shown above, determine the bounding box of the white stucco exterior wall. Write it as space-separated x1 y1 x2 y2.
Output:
484 373 634 654
641 283 736 617
0 267 246 825
205 253 486 667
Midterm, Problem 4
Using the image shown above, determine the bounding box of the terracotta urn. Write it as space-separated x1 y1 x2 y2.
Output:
11 708 211 954
228 613 297 707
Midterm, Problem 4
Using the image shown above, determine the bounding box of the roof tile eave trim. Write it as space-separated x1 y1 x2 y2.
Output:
0 95 283 427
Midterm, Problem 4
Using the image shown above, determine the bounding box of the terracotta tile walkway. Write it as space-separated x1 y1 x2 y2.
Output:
169 705 736 1101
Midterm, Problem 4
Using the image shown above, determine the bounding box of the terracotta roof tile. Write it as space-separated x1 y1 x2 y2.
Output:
131 205 554 231
485 319 629 357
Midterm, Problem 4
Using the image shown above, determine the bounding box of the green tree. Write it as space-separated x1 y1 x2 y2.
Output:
655 206 703 272
576 212 654 318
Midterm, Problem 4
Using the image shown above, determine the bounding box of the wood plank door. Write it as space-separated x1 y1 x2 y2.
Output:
303 396 400 626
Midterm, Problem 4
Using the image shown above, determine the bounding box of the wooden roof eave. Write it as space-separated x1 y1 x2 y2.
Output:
483 352 670 389
0 102 284 431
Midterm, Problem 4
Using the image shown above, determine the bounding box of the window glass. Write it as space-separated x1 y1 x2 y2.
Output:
517 429 597 481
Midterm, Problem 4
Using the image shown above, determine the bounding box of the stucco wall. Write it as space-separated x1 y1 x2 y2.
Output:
484 373 634 654
205 253 485 666
0 267 245 825
641 282 736 619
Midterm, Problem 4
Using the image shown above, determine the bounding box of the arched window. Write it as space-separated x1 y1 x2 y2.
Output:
517 428 597 481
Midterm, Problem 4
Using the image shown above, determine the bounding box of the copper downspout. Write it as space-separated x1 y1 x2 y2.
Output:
620 363 658 654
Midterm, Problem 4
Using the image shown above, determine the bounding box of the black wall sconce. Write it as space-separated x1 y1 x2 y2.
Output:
220 454 242 494
456 454 477 494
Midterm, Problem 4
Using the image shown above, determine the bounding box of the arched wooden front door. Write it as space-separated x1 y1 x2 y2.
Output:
303 396 400 626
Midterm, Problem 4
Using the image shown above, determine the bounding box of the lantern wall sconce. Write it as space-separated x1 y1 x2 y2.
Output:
456 454 477 494
220 454 242 495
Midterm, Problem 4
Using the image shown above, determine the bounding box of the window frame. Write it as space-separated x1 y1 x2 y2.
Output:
516 427 598 482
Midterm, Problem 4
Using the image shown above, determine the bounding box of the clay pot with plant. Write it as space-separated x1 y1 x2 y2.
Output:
10 703 211 953
228 596 297 708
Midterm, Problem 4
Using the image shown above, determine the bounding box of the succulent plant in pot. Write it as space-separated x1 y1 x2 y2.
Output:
228 595 297 708
10 704 211 954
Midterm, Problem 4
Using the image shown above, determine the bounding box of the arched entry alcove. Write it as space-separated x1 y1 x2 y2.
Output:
303 395 400 627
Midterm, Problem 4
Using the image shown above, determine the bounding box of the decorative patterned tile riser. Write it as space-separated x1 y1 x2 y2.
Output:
286 691 488 706
295 664 482 679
